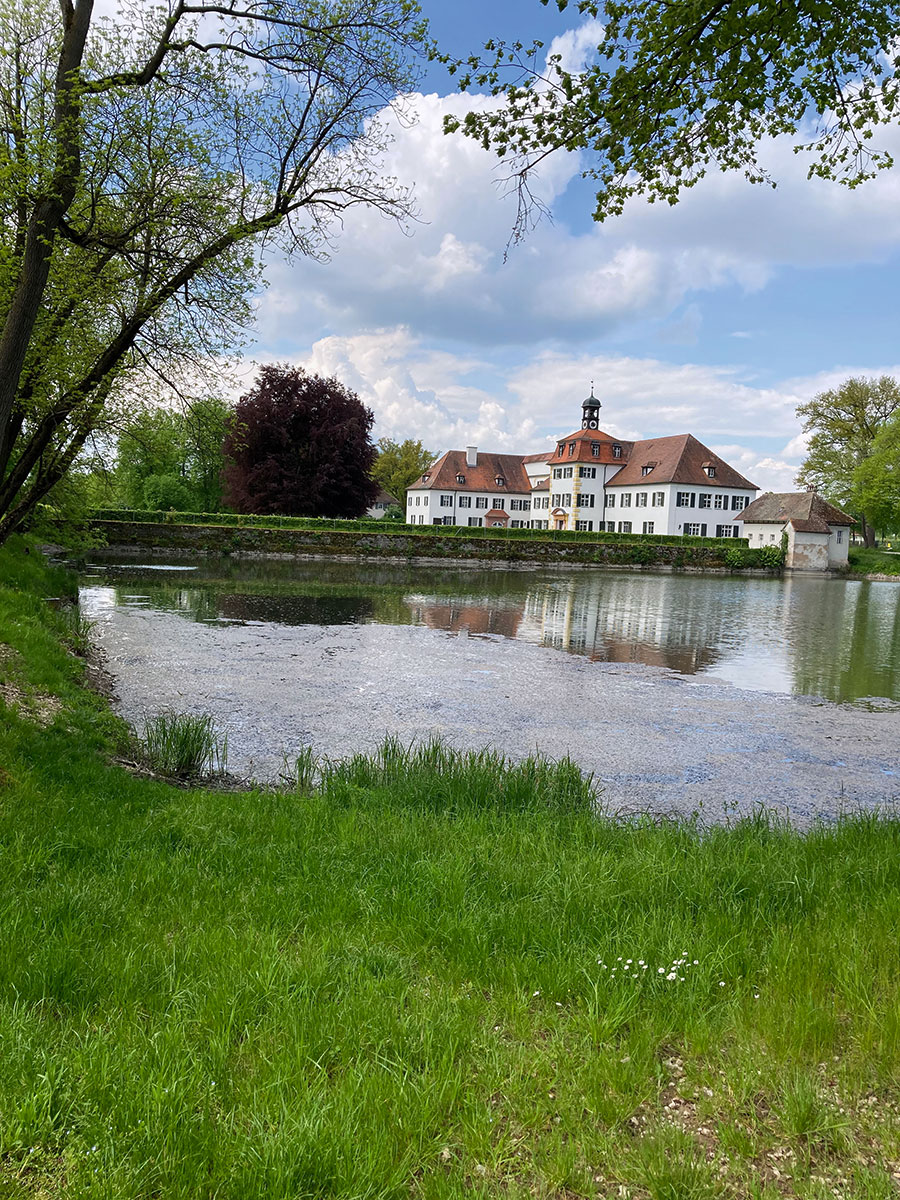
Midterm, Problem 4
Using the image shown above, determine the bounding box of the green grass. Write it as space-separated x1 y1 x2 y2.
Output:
138 711 228 779
1 536 899 1198
848 546 900 575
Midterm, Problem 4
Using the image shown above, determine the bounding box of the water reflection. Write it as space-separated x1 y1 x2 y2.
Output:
83 556 900 704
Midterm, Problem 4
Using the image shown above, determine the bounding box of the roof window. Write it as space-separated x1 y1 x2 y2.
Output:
495 475 505 487
612 445 622 459
591 442 600 457
568 442 576 457
456 474 465 484
422 473 430 482
641 464 654 476
705 465 716 478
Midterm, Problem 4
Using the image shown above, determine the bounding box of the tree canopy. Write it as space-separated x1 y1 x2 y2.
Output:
372 438 435 511
443 0 900 230
114 398 232 513
852 412 900 536
796 375 900 546
0 0 425 543
223 365 379 518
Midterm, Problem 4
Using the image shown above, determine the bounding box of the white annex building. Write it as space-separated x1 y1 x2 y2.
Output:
407 391 759 537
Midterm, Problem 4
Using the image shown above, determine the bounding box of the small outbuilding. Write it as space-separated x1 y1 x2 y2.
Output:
734 492 855 570
366 488 398 519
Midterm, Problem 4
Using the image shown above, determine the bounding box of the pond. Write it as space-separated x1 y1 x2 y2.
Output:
80 555 900 820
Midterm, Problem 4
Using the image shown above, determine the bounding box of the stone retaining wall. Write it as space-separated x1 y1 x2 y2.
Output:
91 520 778 573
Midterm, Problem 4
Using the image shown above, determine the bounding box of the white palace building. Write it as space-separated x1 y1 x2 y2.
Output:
406 391 759 537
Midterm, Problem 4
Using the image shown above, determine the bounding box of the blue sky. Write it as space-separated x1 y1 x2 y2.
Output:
243 1 900 491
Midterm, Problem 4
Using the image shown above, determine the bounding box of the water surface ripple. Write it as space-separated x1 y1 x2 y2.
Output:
80 557 900 822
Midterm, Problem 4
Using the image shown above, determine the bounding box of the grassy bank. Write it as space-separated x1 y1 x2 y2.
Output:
1 539 899 1198
848 546 900 577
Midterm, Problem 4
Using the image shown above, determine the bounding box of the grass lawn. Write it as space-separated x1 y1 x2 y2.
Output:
1 536 899 1199
848 547 900 576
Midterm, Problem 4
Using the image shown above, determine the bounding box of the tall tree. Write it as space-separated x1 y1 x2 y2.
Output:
852 411 900 537
796 376 900 547
372 438 435 510
114 397 231 512
442 0 900 232
0 0 425 544
223 365 378 518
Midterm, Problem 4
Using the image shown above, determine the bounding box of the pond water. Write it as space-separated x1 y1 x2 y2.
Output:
80 555 900 819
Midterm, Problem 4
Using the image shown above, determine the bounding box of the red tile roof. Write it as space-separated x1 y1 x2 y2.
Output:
737 492 855 527
550 428 634 466
605 434 758 490
411 450 531 494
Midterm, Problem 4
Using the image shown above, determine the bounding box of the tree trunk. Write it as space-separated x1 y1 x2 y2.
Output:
0 1 93 471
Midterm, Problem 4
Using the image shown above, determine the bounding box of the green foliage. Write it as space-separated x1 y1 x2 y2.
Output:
318 736 596 815
442 0 900 229
796 376 900 546
0 2 425 542
138 712 227 780
757 543 786 568
114 399 231 514
852 410 900 535
141 474 194 512
847 547 900 576
371 438 435 509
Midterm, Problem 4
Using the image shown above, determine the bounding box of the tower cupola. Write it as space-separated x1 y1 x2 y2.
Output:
581 383 601 430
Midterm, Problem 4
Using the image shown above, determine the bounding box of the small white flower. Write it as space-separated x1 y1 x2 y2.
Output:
719 981 725 987
658 967 665 974
532 990 540 997
666 972 677 981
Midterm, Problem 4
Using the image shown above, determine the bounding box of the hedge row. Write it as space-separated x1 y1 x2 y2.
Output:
90 508 750 551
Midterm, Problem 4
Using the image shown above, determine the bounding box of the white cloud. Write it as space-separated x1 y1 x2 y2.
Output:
271 328 899 492
545 20 605 73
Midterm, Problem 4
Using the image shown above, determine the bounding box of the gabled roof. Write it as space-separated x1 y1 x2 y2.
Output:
604 434 758 490
549 427 635 466
410 450 531 494
484 508 509 519
522 451 555 464
737 492 855 528
532 478 550 492
371 487 398 505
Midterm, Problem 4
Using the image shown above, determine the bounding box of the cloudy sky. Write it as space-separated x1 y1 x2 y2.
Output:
214 2 900 488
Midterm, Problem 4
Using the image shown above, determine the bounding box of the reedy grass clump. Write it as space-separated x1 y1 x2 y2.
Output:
138 710 227 779
316 735 596 814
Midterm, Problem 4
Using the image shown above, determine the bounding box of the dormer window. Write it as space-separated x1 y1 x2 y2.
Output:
641 465 653 476
456 474 465 485
557 443 565 457
568 442 576 457
705 465 716 478
422 473 430 482
495 476 505 487
591 442 600 457
612 445 622 459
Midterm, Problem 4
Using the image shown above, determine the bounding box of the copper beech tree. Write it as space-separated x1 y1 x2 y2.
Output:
0 0 425 543
223 365 379 518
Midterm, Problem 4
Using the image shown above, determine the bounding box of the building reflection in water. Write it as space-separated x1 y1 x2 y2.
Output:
88 558 900 703
405 575 726 675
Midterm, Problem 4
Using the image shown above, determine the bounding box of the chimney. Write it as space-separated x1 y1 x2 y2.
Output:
466 445 477 467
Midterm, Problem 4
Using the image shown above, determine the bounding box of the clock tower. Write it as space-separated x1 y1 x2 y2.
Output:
581 384 601 430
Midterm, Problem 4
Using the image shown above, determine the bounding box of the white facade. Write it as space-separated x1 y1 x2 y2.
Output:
406 400 760 538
